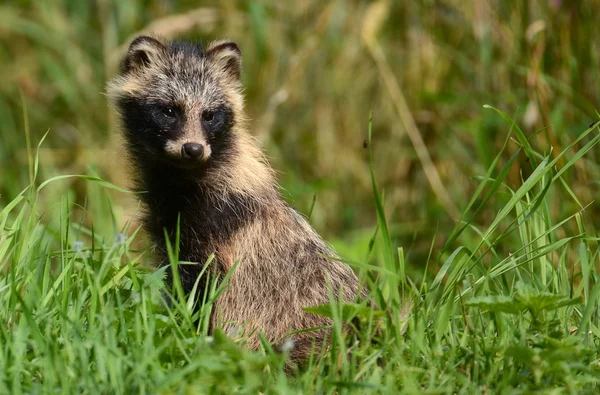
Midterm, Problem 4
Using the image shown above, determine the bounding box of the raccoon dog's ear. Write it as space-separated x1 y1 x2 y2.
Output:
121 36 166 74
206 40 242 80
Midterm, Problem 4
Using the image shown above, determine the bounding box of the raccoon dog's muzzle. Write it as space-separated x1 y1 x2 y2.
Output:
165 139 212 168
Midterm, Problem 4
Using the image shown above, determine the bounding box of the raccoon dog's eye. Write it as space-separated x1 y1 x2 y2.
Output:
202 110 214 123
201 107 231 136
162 106 176 118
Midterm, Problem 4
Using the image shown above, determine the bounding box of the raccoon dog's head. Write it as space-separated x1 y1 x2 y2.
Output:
108 36 244 170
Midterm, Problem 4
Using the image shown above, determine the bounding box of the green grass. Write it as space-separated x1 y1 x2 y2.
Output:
2 112 600 393
3 0 600 392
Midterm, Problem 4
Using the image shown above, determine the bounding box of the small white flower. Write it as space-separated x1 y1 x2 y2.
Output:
225 325 240 338
73 241 84 252
280 338 295 353
114 233 126 245
130 292 141 304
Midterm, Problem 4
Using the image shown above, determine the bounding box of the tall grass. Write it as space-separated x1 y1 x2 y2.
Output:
2 111 600 392
2 0 600 392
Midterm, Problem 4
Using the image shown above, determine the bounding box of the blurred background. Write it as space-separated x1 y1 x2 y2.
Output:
1 0 599 276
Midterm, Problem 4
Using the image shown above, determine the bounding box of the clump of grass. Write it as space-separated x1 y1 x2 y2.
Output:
2 112 600 392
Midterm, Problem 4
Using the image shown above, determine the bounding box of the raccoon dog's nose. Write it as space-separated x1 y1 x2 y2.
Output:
181 143 204 161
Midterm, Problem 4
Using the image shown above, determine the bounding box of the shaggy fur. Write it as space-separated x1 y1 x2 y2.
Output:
107 36 362 362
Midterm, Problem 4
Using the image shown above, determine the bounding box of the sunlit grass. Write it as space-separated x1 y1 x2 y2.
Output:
2 112 600 392
2 0 600 392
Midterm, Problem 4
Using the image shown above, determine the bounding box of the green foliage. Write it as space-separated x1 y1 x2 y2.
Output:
3 0 600 393
467 282 580 316
466 281 598 388
2 108 600 392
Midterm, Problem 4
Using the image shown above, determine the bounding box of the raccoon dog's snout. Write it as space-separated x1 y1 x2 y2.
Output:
181 143 205 161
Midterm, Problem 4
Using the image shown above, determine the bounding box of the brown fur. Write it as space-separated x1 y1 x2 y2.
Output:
107 35 363 364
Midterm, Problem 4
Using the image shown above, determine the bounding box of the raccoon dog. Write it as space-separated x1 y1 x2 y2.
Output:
108 36 363 363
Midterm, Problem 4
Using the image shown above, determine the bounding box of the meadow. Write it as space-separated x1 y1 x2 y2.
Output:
2 0 600 393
